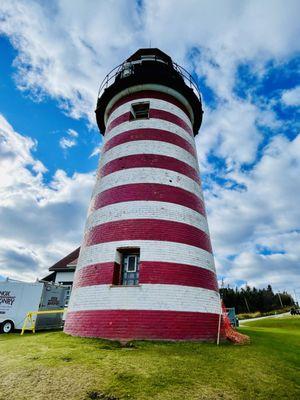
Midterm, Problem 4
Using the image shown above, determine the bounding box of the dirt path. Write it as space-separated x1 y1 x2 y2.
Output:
239 312 290 325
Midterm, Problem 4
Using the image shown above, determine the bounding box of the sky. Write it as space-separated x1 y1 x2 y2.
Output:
0 0 299 298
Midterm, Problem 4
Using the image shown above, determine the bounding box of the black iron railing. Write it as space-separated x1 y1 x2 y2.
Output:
97 57 201 102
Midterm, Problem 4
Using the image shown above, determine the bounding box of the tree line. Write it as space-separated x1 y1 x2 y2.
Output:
220 284 295 314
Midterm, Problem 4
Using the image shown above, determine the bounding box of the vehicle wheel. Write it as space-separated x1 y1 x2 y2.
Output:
0 320 14 334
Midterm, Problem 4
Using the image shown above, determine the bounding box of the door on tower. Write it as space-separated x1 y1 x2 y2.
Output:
121 253 140 285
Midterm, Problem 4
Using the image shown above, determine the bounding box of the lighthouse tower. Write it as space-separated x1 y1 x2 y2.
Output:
64 48 221 341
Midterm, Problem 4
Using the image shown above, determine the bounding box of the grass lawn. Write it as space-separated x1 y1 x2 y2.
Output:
0 317 299 400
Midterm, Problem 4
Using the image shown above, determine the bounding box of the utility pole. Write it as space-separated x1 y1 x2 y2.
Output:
217 293 222 346
244 296 250 313
294 290 298 306
278 292 283 308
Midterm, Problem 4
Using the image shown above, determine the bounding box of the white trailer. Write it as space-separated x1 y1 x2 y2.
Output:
0 278 67 333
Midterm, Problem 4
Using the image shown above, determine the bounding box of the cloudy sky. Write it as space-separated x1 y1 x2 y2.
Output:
0 0 299 297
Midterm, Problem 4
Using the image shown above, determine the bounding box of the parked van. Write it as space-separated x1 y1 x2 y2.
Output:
0 278 67 333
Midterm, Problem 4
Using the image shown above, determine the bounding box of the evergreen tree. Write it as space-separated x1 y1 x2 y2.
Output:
220 285 294 313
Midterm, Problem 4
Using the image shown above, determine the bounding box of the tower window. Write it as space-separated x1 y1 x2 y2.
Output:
130 102 150 120
115 248 140 286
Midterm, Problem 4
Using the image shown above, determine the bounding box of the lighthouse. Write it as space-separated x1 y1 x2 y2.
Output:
64 48 221 341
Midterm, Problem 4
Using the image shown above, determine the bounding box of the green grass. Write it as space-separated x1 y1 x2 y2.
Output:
0 318 299 400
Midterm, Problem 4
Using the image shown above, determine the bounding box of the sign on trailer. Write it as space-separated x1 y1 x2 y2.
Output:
0 278 67 333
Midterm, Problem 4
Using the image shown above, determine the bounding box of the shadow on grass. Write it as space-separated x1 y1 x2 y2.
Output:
86 391 120 400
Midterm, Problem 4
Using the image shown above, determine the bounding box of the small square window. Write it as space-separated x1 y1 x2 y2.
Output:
130 102 150 120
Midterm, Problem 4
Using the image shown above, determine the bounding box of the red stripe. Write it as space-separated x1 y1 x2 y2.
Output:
108 90 191 120
73 262 120 289
84 219 212 253
106 109 192 136
91 183 206 215
74 261 218 291
107 112 130 131
98 154 200 183
139 262 218 291
150 109 193 135
64 310 224 340
104 128 196 156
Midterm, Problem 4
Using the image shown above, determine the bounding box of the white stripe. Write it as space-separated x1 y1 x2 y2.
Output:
104 83 195 125
100 140 198 171
92 168 203 200
76 240 215 273
107 98 192 128
105 118 196 149
68 284 221 314
85 201 209 234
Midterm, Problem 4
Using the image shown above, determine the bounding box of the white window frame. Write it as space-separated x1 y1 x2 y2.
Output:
126 255 138 273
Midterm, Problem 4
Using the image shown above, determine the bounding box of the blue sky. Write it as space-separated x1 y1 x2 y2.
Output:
0 0 299 298
0 36 100 181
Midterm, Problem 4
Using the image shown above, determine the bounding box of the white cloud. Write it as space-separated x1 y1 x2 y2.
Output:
67 128 79 138
0 114 94 280
0 0 299 291
59 136 77 149
143 0 300 100
89 146 101 158
205 134 300 291
228 250 299 292
1 0 298 124
198 99 271 166
0 115 46 207
59 128 79 149
281 86 300 107
0 0 143 123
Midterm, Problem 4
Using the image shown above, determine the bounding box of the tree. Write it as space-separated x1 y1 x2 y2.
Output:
220 285 294 313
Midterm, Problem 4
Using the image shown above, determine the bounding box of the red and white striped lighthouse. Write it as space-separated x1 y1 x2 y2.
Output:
64 48 221 341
